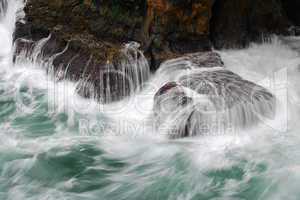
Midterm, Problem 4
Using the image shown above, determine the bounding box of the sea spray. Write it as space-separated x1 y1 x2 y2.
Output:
1 1 300 200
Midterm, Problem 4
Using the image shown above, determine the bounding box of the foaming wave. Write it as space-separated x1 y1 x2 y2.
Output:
2 1 300 199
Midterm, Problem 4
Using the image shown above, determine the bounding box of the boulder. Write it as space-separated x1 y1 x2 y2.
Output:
14 0 150 103
153 81 194 138
14 0 287 107
14 34 150 103
153 52 276 138
153 82 192 120
153 51 225 87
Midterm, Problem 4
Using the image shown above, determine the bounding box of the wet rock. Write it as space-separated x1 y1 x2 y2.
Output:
14 34 150 103
281 0 300 26
144 0 214 69
14 0 287 107
153 82 192 113
184 51 224 68
179 70 276 122
210 0 291 49
13 0 218 93
14 0 297 70
153 82 193 136
0 0 8 19
155 51 224 82
153 52 276 139
14 0 152 103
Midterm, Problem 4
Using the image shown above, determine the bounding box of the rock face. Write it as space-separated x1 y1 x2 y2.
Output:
153 52 276 138
15 0 215 71
15 37 150 103
17 0 146 43
15 0 150 103
281 0 300 26
15 0 299 71
210 0 291 49
144 0 214 66
14 0 298 106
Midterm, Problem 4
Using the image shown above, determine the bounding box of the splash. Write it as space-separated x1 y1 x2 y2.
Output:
14 37 151 104
1 1 300 200
152 52 276 138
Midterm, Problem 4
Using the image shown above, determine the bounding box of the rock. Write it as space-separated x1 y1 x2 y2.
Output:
153 52 276 138
0 0 7 19
12 0 220 103
281 0 300 26
14 0 297 71
144 0 214 68
153 82 193 137
153 82 192 116
14 0 215 73
14 33 150 103
155 51 224 82
14 0 289 107
210 0 291 49
14 0 151 103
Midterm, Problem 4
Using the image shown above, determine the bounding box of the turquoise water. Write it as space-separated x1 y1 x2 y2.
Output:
1 1 300 200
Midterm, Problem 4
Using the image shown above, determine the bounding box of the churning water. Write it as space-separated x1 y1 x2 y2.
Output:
1 1 300 200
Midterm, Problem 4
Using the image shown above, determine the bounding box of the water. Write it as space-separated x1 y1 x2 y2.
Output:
1 1 300 200
14 36 150 104
152 51 276 138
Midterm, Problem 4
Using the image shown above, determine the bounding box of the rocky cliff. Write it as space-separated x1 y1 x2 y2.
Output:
210 0 291 49
14 0 300 102
15 0 299 66
15 0 216 70
281 0 300 26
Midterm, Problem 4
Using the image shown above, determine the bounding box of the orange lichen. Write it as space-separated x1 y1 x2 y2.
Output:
146 0 213 36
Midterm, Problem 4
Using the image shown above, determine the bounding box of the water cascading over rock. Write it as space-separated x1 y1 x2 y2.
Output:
0 0 7 19
77 42 150 103
153 52 276 138
14 36 150 103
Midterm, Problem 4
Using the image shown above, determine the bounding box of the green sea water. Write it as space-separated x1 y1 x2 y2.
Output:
1 1 300 200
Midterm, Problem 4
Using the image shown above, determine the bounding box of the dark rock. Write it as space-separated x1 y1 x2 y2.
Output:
184 51 224 68
14 0 297 70
0 0 8 19
210 0 291 49
14 0 152 103
156 51 224 80
14 0 216 74
144 0 215 69
14 33 150 103
153 82 193 136
14 0 287 108
281 0 300 26
153 52 276 139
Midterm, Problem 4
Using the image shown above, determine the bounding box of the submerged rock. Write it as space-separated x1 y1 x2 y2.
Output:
153 52 276 138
